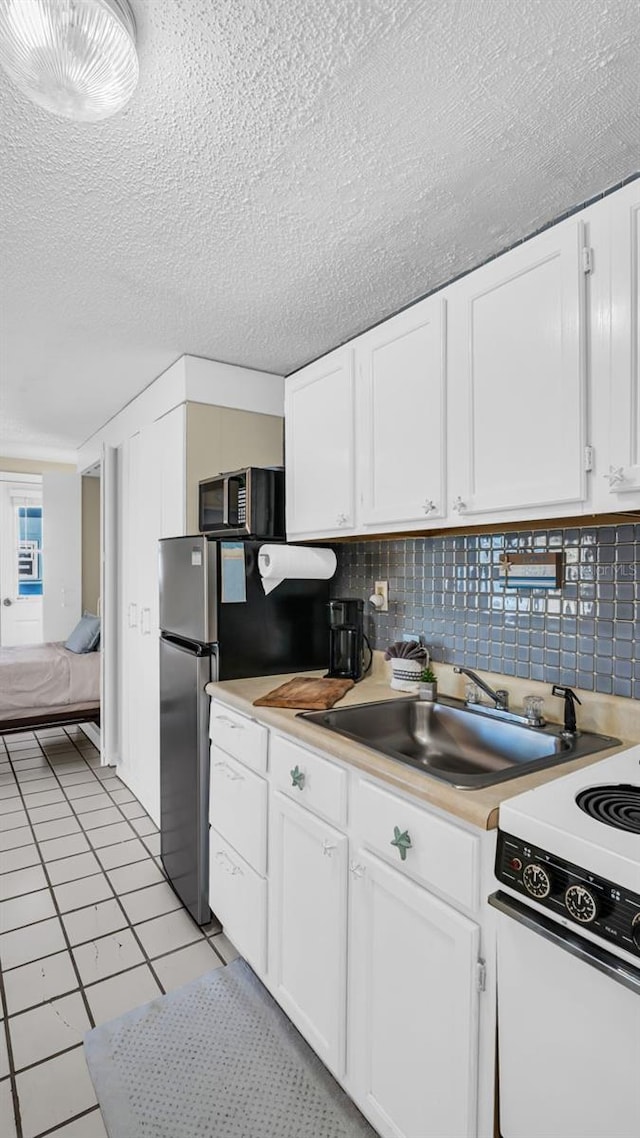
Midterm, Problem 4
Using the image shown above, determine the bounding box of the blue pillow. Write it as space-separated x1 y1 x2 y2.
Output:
65 612 101 654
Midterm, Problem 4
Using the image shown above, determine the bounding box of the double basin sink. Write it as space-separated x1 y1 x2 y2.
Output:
300 696 619 789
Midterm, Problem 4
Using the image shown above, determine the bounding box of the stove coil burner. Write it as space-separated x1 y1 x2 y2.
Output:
576 784 640 835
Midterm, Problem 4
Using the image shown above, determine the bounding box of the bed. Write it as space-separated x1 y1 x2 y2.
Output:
0 642 100 733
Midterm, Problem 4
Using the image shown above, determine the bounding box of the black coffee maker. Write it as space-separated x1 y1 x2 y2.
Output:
326 599 372 682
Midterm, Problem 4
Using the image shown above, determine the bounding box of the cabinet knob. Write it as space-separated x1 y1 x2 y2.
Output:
322 839 337 858
290 765 305 790
336 512 349 526
422 499 436 514
605 465 625 487
452 496 467 514
390 826 412 861
350 862 366 879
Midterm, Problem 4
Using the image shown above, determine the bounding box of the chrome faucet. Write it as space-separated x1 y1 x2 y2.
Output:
453 666 509 711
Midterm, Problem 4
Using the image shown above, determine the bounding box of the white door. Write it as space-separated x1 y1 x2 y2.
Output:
119 410 186 822
358 298 447 527
42 472 82 642
447 219 589 520
0 479 43 646
285 347 356 538
348 850 480 1138
269 791 349 1076
602 181 640 506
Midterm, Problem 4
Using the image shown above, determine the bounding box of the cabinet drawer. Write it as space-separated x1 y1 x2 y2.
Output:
352 778 479 911
209 701 268 774
270 734 347 828
209 828 266 976
209 746 267 875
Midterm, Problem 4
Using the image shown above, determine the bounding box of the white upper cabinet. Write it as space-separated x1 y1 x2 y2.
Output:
358 298 447 529
284 182 639 539
595 181 640 508
447 219 589 521
285 347 356 539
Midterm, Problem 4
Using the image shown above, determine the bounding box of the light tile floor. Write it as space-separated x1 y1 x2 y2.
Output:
0 724 237 1138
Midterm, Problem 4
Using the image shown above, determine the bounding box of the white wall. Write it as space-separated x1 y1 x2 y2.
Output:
42 472 82 641
77 354 284 470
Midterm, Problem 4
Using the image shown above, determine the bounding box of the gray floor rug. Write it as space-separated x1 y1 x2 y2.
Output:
84 959 377 1138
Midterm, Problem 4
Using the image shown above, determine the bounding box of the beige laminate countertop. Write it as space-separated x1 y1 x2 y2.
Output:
206 661 633 831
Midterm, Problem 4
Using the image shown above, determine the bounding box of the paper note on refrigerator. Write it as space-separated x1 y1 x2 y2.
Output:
220 542 247 603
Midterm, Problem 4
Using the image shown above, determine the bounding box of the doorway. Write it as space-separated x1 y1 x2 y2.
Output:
0 474 43 646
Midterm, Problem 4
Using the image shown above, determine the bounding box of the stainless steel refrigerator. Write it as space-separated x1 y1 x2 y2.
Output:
158 535 330 923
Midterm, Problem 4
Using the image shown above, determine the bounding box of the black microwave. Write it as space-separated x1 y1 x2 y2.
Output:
198 467 285 539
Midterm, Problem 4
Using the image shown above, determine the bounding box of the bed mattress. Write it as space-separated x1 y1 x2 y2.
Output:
0 642 100 713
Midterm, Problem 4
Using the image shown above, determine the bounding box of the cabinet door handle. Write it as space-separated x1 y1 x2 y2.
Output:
215 849 243 876
452 496 467 514
422 499 437 514
213 760 244 782
140 607 151 635
605 465 625 487
322 839 337 858
350 862 366 879
128 603 138 628
214 715 244 730
390 826 412 861
290 765 305 790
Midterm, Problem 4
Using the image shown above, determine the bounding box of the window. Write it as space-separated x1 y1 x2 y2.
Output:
17 505 43 597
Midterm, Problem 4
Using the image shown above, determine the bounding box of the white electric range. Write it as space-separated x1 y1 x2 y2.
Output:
490 747 640 1138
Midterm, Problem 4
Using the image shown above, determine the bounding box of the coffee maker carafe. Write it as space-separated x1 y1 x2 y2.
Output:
326 598 371 682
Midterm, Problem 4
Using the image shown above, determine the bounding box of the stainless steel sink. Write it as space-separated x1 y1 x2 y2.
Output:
299 697 620 789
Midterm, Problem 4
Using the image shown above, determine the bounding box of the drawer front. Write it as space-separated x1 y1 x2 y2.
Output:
209 828 267 976
209 701 268 774
270 734 347 828
352 778 479 911
210 746 267 875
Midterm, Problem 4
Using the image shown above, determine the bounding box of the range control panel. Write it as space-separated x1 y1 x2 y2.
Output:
496 830 640 959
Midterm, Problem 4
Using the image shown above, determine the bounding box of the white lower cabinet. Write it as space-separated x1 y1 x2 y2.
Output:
268 791 349 1077
348 849 481 1138
209 827 267 974
209 714 492 1136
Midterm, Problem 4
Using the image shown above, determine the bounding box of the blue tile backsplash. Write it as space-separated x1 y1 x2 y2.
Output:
331 523 640 699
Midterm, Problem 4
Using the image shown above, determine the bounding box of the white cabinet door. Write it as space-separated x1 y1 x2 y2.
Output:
120 409 186 822
269 791 348 1076
603 181 640 506
348 850 480 1138
210 827 267 975
358 299 446 527
447 219 589 520
285 347 355 538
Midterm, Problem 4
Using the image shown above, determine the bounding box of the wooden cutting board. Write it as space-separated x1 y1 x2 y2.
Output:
253 676 355 710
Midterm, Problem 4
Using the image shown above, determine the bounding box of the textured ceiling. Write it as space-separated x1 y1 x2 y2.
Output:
0 0 639 450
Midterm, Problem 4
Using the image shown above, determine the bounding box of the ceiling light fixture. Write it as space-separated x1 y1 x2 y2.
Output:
0 0 138 122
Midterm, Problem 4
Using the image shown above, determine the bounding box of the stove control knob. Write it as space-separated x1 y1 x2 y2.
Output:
631 913 640 950
565 884 598 924
522 863 552 899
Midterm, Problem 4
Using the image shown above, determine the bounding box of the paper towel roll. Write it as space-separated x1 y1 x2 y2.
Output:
258 545 337 595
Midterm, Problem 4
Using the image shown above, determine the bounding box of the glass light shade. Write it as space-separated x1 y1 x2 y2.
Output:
0 0 138 122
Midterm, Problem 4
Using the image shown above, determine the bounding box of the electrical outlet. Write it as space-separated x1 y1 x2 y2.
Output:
373 580 389 612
